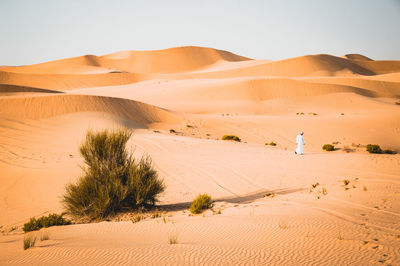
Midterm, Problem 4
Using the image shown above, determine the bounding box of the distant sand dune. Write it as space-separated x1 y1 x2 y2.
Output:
178 54 400 78
343 54 373 61
0 71 146 90
0 94 177 125
0 83 62 95
2 46 250 75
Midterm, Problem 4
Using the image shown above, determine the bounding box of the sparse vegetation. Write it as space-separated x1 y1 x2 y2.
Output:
311 182 319 189
62 129 165 220
131 213 144 223
222 135 241 142
40 231 50 241
23 214 71 232
168 233 178 244
265 142 277 146
343 179 350 186
189 194 212 214
322 144 335 151
278 221 289 229
366 144 382 154
151 209 162 219
23 234 36 250
169 129 176 133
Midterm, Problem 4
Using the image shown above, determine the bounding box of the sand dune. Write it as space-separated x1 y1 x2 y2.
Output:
0 84 62 95
1 46 400 265
0 94 177 125
2 46 250 75
343 54 373 61
0 70 147 90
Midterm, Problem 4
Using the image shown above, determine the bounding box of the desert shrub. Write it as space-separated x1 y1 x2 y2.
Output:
189 194 212 214
23 234 36 250
366 144 382 154
322 144 335 151
23 214 70 232
265 142 277 146
169 129 176 133
168 233 178 244
222 135 241 142
62 129 165 220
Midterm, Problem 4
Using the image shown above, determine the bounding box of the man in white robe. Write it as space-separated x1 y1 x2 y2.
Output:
295 131 305 155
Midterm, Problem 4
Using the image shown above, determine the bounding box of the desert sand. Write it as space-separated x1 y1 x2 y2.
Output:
1 46 400 265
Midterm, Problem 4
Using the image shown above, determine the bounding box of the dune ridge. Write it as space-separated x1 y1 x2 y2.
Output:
2 46 250 75
0 94 177 125
0 84 62 95
0 71 147 91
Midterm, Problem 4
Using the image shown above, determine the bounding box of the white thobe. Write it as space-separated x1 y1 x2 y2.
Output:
296 134 305 154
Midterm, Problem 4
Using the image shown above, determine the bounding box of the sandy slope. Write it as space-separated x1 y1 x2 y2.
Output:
0 46 400 265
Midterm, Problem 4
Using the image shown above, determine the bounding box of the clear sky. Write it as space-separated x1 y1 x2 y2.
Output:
1 0 399 65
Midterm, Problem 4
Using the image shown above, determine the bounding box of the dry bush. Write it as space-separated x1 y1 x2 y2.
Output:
222 135 241 142
23 234 36 250
23 214 70 232
189 194 212 214
322 144 335 151
62 129 165 220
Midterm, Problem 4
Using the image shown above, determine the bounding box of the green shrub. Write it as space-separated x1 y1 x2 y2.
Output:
62 129 165 220
322 144 335 151
222 135 241 142
189 194 212 214
366 144 382 154
23 214 71 232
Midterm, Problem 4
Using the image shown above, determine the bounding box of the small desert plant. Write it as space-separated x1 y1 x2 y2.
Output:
322 144 335 151
131 213 144 223
265 142 277 146
168 233 178 244
23 234 36 250
222 135 241 142
151 209 162 219
40 231 50 241
23 214 70 232
169 129 176 133
62 129 165 220
189 194 212 214
343 179 350 186
366 144 382 154
278 221 289 229
265 192 276 198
